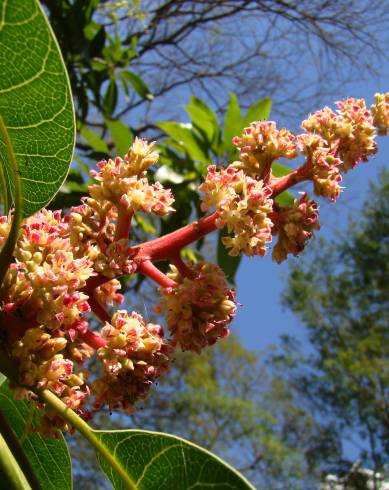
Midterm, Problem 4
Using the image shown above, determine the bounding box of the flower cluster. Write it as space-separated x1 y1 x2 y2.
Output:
89 138 174 216
371 92 389 136
93 310 172 412
0 93 387 436
271 193 320 264
302 98 377 172
200 165 273 256
158 262 236 352
297 134 343 201
231 121 297 178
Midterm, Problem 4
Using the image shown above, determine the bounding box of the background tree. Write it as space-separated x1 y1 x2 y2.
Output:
275 169 389 478
42 0 389 140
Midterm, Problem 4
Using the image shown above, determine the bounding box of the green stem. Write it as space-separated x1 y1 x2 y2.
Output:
0 411 41 490
0 354 136 489
0 150 11 213
0 432 32 490
38 389 137 490
0 116 22 289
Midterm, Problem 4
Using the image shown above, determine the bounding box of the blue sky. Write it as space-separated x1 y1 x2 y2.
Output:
234 69 389 351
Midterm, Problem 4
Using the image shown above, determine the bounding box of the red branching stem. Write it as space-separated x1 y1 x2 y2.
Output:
79 330 107 349
132 211 219 262
82 274 110 296
138 260 177 288
114 205 133 241
171 253 197 279
261 157 275 185
270 165 311 197
88 294 111 324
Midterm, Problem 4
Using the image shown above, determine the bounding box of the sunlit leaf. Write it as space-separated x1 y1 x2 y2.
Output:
272 162 293 177
95 429 255 490
243 97 272 126
223 92 243 157
105 118 132 156
0 0 75 216
184 97 219 151
275 191 295 207
157 122 209 163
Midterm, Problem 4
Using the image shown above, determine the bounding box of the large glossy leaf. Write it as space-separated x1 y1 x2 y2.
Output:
95 429 255 490
0 381 72 490
0 0 75 216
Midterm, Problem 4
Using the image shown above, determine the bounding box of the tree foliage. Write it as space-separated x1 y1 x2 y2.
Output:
278 170 389 475
41 0 389 136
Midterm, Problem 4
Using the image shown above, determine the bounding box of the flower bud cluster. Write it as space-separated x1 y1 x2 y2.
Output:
302 98 377 172
272 193 320 264
94 279 124 308
158 262 236 352
93 310 172 411
69 198 136 278
231 121 297 178
200 166 273 256
89 138 174 216
371 92 389 136
297 134 343 201
0 139 177 433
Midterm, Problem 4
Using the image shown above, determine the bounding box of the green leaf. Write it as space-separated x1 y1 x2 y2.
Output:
184 97 219 149
154 165 185 184
243 97 272 126
217 228 242 285
103 80 118 116
134 214 156 235
271 163 295 206
121 71 153 100
0 0 76 217
275 191 295 207
157 122 209 164
95 429 255 490
0 382 72 490
105 118 132 156
272 162 293 177
223 92 243 158
91 58 108 72
80 126 109 154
